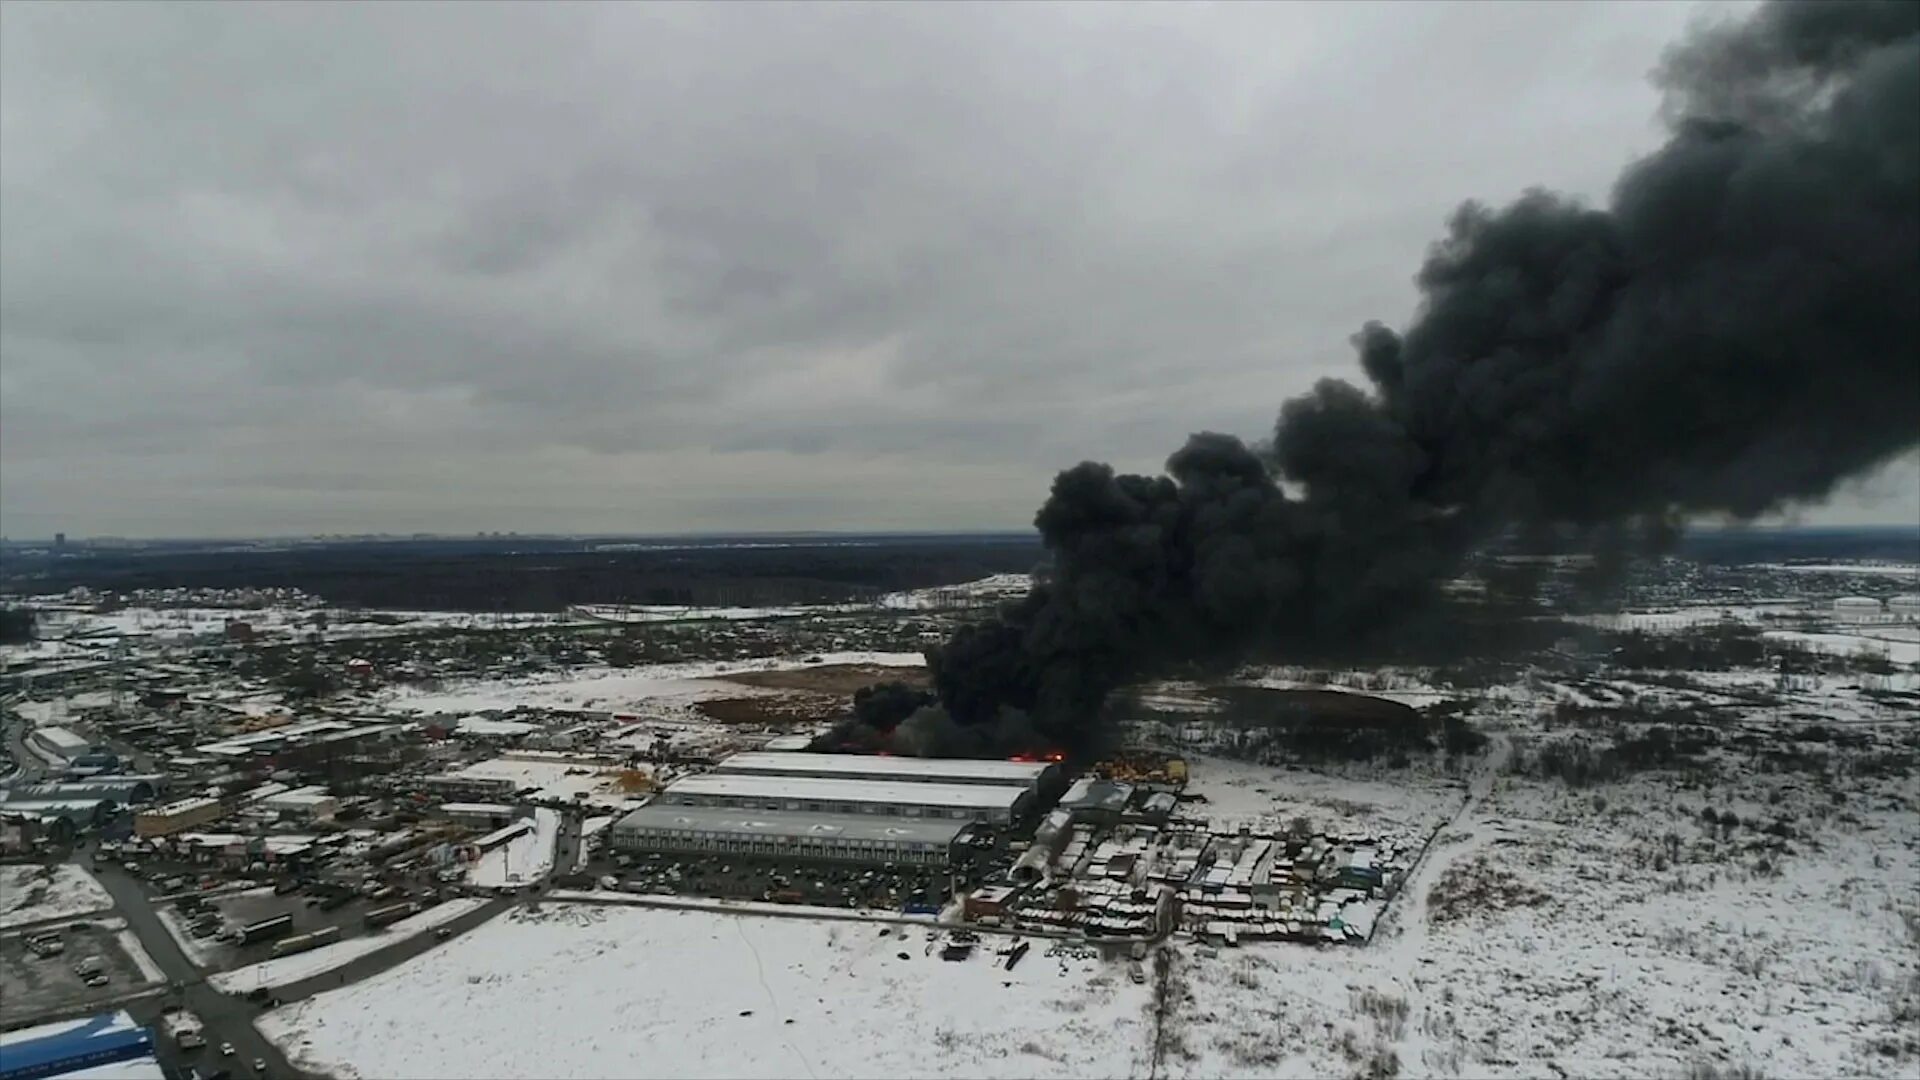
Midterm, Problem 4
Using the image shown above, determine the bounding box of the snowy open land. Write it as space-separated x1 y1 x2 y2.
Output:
0 864 114 929
19 601 586 646
262 904 1153 1080
1164 748 1919 1079
1180 752 1465 844
376 651 925 718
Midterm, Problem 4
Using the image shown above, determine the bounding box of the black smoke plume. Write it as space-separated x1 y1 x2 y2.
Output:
825 1 1920 758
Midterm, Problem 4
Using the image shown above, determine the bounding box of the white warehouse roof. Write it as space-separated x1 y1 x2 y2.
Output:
615 804 968 847
35 726 90 752
664 772 1029 812
714 750 1051 787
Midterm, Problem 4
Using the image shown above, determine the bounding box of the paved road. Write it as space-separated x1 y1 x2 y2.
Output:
89 856 309 1079
3 710 48 784
267 896 512 1006
552 810 583 877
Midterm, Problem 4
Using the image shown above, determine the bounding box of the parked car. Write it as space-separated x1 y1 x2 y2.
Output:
220 1042 235 1057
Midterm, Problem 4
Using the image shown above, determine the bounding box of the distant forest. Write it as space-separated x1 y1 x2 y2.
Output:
1 525 1911 614
0 534 1045 611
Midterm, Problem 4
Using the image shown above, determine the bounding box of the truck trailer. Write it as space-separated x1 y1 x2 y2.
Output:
270 925 343 957
236 914 294 946
363 901 419 929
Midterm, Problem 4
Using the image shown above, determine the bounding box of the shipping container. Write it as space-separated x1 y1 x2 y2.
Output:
236 914 294 945
270 925 342 957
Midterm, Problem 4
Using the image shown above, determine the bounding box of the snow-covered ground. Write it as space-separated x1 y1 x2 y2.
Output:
443 756 641 810
1181 753 1464 844
1762 628 1920 665
467 808 561 889
114 927 165 984
571 604 816 624
1753 562 1920 580
209 900 488 993
0 864 114 929
378 651 925 717
24 604 584 645
878 573 1032 610
1160 735 1919 1078
262 904 1152 1080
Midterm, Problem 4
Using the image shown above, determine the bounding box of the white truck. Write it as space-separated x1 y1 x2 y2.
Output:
160 1008 206 1050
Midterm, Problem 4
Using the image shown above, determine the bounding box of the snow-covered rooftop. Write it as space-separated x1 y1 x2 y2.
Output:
663 772 1029 812
714 750 1050 787
614 804 969 846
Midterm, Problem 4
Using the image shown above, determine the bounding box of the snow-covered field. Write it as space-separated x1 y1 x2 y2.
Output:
0 864 114 929
209 900 488 993
378 651 925 717
23 603 585 645
262 904 1152 1080
1164 753 1920 1079
1763 628 1920 665
1181 752 1464 843
571 604 816 624
878 573 1032 610
467 809 560 889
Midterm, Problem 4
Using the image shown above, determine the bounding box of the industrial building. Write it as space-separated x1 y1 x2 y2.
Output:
5 776 161 807
258 785 338 821
419 772 520 801
195 718 402 767
0 1011 157 1080
27 726 90 763
612 804 965 866
133 795 225 838
438 802 519 829
714 751 1056 797
659 773 1031 824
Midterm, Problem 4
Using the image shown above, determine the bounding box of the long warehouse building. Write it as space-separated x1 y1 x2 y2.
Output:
612 804 965 866
713 751 1056 796
659 773 1031 824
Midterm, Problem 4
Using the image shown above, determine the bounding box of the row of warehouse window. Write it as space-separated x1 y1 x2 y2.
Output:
661 796 972 819
615 831 947 862
619 829 945 852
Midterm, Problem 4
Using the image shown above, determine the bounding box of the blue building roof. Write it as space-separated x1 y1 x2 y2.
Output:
0 1012 152 1080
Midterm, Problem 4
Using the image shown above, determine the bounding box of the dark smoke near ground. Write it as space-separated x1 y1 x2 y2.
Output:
819 1 1920 758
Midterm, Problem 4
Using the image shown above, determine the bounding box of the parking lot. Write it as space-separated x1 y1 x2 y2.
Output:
152 876 458 972
0 921 157 1018
587 850 955 912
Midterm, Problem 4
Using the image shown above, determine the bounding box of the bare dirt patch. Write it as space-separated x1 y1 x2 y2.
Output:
693 664 930 726
719 663 930 695
693 695 838 726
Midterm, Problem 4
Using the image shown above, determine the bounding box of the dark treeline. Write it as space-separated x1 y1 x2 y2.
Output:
0 536 1043 612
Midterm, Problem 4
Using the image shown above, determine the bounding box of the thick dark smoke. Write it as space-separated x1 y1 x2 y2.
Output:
823 1 1920 758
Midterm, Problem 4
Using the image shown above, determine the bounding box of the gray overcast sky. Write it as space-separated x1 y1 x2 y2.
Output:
3 1 1913 539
